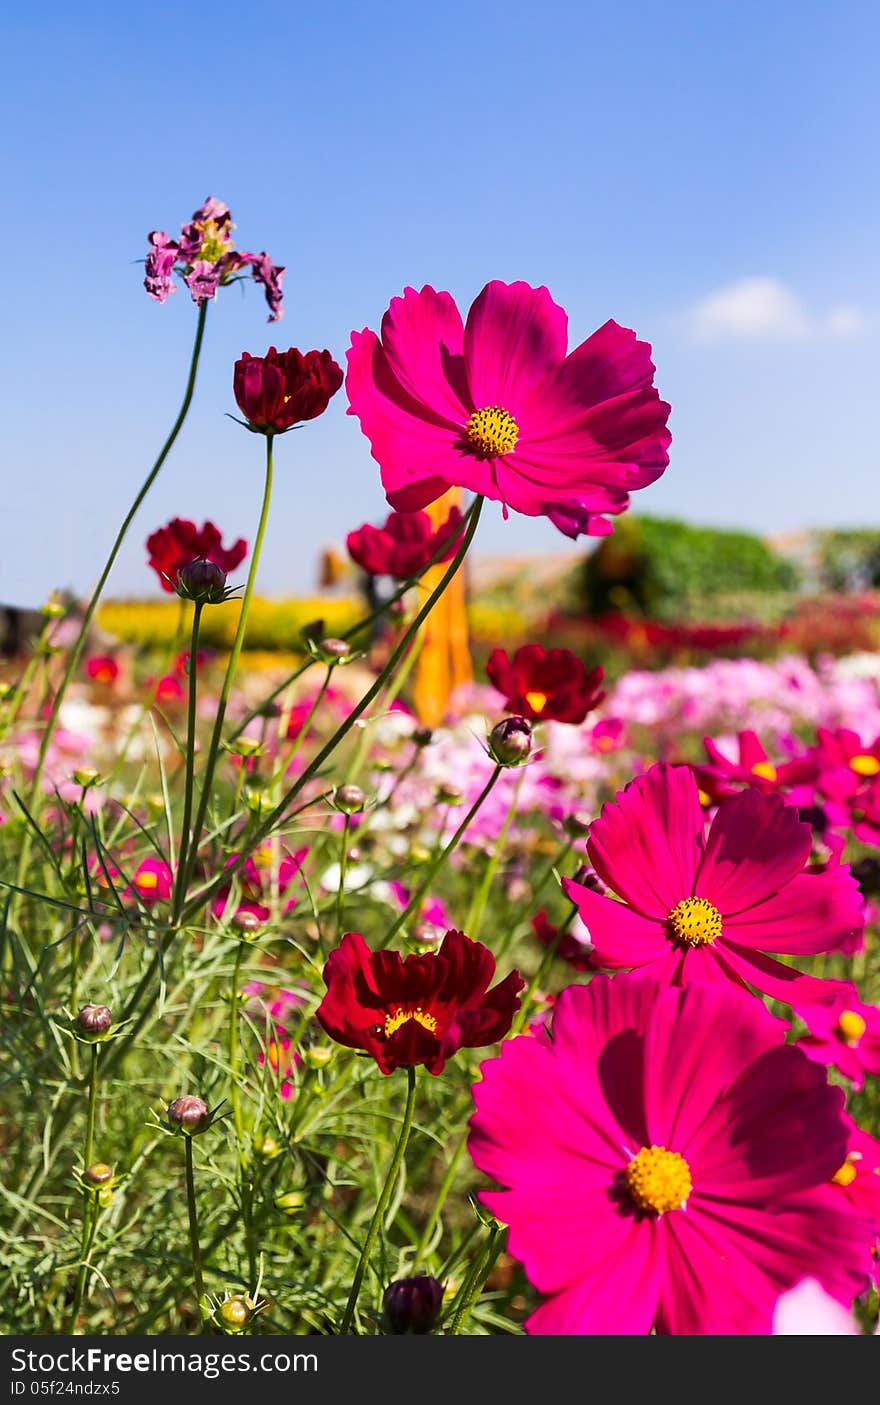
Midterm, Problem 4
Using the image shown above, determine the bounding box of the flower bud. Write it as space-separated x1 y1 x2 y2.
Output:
435 784 464 806
256 699 283 719
383 1275 444 1334
315 636 353 664
175 558 229 605
228 735 264 758
41 595 66 619
412 727 433 748
73 768 101 789
232 909 263 937
570 863 607 896
275 1190 306 1216
488 716 533 767
303 1045 333 1070
76 1004 113 1038
334 784 366 815
217 1295 256 1333
563 811 592 839
84 1162 114 1187
254 1133 281 1160
166 1094 211 1136
97 1186 113 1209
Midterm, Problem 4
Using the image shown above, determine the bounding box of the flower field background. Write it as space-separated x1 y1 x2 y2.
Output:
1 198 879 1338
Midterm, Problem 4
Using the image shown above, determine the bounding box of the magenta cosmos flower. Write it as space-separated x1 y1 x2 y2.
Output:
346 281 671 527
562 764 863 1006
469 975 874 1334
795 985 880 1088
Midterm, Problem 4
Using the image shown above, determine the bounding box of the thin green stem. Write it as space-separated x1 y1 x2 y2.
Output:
414 1131 467 1266
84 1041 99 1168
29 301 208 811
448 1223 504 1334
382 765 503 949
229 942 245 1146
340 1065 417 1334
465 768 525 940
177 436 275 910
66 1041 101 1334
171 602 204 922
512 898 579 1034
335 815 350 941
179 497 484 929
184 1136 207 1327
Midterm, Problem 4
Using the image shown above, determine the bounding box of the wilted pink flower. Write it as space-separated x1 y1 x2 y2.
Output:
144 197 286 322
469 974 874 1334
346 281 671 523
563 764 863 1006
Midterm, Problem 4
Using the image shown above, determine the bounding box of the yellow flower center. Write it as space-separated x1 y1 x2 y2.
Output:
697 788 713 808
525 690 548 715
751 761 777 782
197 220 231 263
624 1145 692 1215
384 1006 438 1038
137 871 158 891
466 406 519 458
836 1009 866 1046
831 1157 858 1188
850 753 880 777
253 842 274 870
668 896 722 947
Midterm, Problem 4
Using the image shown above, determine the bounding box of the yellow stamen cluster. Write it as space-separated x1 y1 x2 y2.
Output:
831 1157 858 1188
836 1009 867 1046
668 896 723 947
197 219 231 263
751 761 778 782
525 690 548 715
384 1006 438 1038
624 1145 692 1215
850 753 880 777
466 406 519 458
137 871 158 891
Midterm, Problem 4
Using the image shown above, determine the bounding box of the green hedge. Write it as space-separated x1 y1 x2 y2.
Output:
815 530 880 592
580 515 800 620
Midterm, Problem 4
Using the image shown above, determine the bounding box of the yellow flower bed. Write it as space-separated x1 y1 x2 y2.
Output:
97 595 363 651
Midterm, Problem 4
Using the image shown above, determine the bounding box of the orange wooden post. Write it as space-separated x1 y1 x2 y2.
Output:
412 488 473 726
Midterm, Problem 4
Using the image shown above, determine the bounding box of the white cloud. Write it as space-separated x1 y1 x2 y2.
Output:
689 277 869 342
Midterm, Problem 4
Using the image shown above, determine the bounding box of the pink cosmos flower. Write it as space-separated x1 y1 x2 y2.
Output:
213 844 306 923
85 655 119 685
562 764 863 1006
823 1118 880 1287
130 857 173 905
811 726 880 845
773 1279 859 1335
346 281 671 523
693 729 817 807
468 975 874 1334
257 1029 300 1100
796 986 880 1088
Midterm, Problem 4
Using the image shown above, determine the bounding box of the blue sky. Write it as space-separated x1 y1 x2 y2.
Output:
1 0 877 605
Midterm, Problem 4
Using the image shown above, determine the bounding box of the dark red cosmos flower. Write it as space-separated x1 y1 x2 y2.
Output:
487 644 605 724
146 518 247 594
346 507 465 579
316 928 524 1075
233 347 343 433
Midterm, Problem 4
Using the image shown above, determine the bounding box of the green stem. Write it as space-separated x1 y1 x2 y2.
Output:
179 497 484 929
29 302 208 811
448 1222 504 1334
184 1136 207 1327
512 898 579 1034
465 769 525 939
67 1198 99 1335
66 1041 100 1334
335 815 350 941
340 1065 417 1334
414 1130 467 1266
84 1041 99 1168
171 602 204 922
177 436 275 912
382 765 503 949
229 941 245 1147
